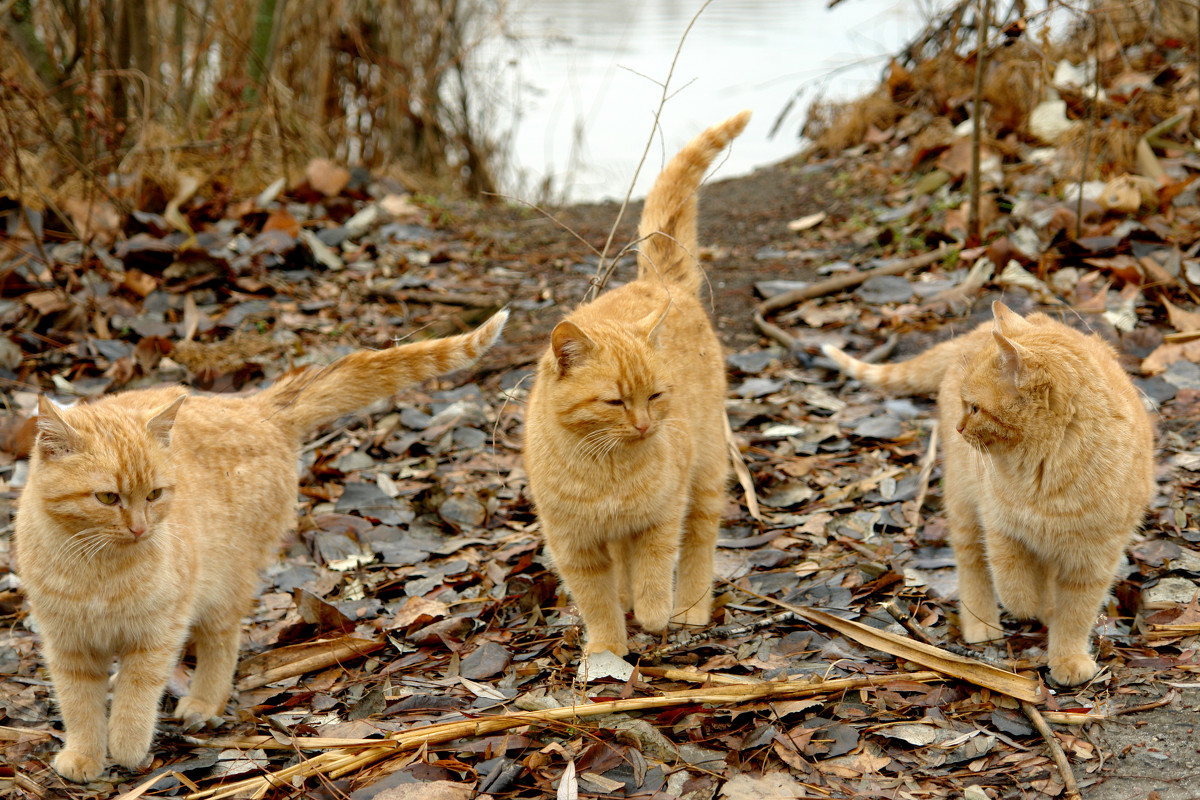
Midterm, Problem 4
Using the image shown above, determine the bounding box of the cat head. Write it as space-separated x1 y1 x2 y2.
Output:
30 394 185 551
542 312 672 449
955 301 1067 450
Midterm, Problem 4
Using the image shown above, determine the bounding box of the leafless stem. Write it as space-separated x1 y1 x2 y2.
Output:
585 0 714 304
967 0 992 243
1021 700 1082 800
1075 9 1101 239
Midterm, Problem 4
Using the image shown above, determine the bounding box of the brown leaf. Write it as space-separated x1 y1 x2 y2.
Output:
122 268 158 298
306 158 351 197
1162 297 1200 333
1142 341 1200 374
294 588 355 634
263 208 301 238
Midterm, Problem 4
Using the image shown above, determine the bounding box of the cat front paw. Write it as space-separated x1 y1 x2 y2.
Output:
671 604 711 627
174 696 224 731
1049 653 1097 687
584 639 629 657
54 749 105 783
108 729 153 771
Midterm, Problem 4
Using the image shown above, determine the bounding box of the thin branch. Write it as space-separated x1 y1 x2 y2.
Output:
586 0 714 305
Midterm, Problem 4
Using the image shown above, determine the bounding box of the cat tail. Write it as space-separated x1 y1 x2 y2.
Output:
821 337 964 396
259 308 508 437
636 110 752 296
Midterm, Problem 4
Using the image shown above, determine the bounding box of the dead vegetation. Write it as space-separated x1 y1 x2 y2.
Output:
0 0 507 231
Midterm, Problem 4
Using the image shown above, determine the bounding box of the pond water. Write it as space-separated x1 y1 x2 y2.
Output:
480 0 949 203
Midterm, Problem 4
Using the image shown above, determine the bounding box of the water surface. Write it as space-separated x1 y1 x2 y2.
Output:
483 0 943 202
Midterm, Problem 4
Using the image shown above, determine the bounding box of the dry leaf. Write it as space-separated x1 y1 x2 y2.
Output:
307 158 352 197
1162 297 1200 333
787 211 826 232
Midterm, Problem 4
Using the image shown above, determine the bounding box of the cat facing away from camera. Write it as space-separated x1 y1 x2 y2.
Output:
823 301 1154 685
15 310 507 782
523 111 750 656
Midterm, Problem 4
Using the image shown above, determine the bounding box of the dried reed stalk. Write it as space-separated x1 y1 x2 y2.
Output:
181 670 943 798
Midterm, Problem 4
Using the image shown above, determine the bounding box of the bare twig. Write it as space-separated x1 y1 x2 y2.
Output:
758 246 961 315
586 0 714 303
967 0 992 242
1021 700 1082 800
184 671 945 799
1075 10 1101 240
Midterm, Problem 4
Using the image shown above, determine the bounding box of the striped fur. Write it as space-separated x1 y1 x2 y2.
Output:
524 113 749 657
15 309 506 782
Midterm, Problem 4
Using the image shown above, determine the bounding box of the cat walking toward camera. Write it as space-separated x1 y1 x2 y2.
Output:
16 309 506 782
523 111 749 657
823 301 1154 685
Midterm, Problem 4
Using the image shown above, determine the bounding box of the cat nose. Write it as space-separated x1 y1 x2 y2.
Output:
129 525 146 539
634 418 650 434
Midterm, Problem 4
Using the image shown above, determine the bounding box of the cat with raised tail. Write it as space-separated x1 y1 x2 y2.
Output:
823 301 1154 685
523 111 750 657
15 309 507 782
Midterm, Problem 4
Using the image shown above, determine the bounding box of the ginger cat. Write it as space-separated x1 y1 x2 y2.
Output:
523 111 749 656
823 301 1154 685
15 310 507 782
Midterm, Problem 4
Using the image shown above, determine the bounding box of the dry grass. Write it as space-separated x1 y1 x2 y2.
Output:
0 0 506 220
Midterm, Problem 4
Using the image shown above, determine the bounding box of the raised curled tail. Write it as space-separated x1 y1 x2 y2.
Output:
821 335 971 396
259 308 507 437
637 110 751 296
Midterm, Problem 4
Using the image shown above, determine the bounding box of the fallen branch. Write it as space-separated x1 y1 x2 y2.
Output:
184 670 943 798
731 583 1043 703
236 638 386 692
1022 700 1082 800
758 245 961 315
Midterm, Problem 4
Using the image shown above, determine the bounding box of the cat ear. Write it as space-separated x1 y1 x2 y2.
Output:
634 307 667 348
991 300 1031 335
551 321 596 375
992 330 1030 390
36 395 80 459
146 394 187 448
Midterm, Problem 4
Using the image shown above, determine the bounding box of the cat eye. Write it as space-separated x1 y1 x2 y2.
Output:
604 399 624 406
95 492 119 505
147 488 163 501
649 392 664 401
967 403 980 415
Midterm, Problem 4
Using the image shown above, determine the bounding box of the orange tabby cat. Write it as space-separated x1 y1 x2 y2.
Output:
15 310 506 782
823 301 1154 685
523 111 749 656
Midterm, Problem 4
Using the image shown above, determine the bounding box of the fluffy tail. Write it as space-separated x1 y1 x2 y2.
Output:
821 335 969 396
637 110 751 296
259 308 507 437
